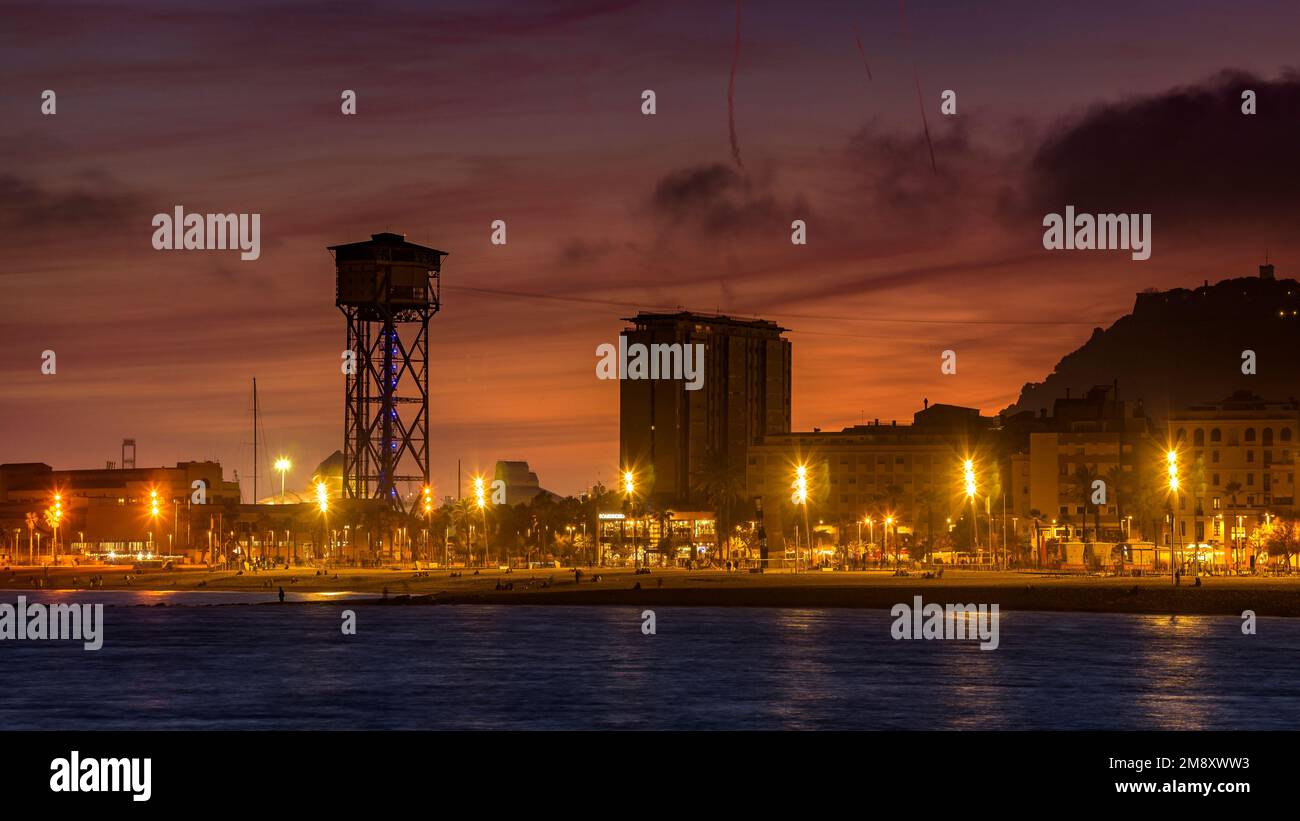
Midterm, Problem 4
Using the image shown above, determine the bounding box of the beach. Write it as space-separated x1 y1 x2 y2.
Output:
5 564 1300 616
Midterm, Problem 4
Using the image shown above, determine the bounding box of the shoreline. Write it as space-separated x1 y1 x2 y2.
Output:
4 565 1298 616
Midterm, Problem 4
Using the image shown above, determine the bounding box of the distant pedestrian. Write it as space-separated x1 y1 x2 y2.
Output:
278 586 285 603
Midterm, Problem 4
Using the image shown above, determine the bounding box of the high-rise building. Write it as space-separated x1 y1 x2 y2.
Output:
619 312 791 509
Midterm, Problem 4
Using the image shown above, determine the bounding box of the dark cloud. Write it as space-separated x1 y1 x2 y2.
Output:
556 238 615 266
0 172 148 242
646 163 808 238
1023 69 1300 232
842 118 1011 233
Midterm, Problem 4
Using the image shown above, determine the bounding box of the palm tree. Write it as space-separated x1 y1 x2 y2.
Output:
913 489 938 563
24 512 37 564
1187 456 1209 572
1028 508 1044 567
1105 465 1130 541
1073 465 1099 545
691 448 746 565
449 498 477 565
1224 480 1244 571
1224 481 1243 509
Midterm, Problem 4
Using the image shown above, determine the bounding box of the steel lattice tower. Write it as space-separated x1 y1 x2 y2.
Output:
330 232 446 511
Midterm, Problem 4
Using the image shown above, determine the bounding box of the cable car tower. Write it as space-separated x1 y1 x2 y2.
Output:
329 232 446 511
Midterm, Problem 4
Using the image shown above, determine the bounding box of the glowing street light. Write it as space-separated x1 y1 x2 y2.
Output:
46 492 64 564
421 484 434 565
885 514 896 569
792 464 811 571
473 476 489 567
621 469 640 568
963 458 979 560
146 488 160 552
314 481 330 564
1167 449 1180 582
274 457 292 504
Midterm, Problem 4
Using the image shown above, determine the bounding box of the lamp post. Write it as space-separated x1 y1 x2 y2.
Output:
622 470 636 569
148 488 160 555
46 492 63 565
1236 514 1244 574
274 458 291 505
1167 449 1180 584
474 476 489 567
963 458 978 564
856 517 863 570
422 485 433 565
885 514 896 569
315 481 329 564
792 464 810 572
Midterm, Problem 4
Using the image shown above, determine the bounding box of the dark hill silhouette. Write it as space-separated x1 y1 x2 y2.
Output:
1004 266 1300 419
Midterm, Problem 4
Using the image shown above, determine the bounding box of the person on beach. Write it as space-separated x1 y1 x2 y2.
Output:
278 586 285 603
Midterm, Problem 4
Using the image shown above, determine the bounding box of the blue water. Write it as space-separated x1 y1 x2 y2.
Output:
2 591 1298 730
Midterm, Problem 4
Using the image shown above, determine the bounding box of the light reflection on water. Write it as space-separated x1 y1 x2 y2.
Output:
0 588 370 605
1 604 1297 730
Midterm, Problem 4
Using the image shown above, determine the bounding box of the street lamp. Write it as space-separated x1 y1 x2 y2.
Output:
622 469 637 568
963 458 978 563
421 485 434 565
792 464 810 571
1167 449 1180 583
856 517 864 570
274 457 291 504
147 488 160 555
315 481 329 564
474 476 489 567
885 514 895 569
46 492 63 565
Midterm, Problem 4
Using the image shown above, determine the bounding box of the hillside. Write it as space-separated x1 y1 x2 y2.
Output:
1004 269 1300 418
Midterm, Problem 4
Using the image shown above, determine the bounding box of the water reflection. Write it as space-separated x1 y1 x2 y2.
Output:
2 605 1298 730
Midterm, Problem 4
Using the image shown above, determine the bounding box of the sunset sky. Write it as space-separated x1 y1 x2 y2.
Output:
4 0 1300 498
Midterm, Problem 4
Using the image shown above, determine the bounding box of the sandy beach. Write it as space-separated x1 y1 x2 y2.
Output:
5 564 1300 616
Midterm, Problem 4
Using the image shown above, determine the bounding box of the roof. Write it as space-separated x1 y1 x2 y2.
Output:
622 311 788 333
327 232 448 256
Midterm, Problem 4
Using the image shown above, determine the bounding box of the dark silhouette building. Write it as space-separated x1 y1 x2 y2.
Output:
619 312 791 509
